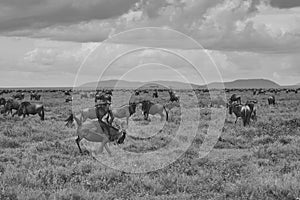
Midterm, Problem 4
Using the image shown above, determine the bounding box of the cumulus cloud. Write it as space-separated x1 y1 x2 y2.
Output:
1 0 300 86
0 0 138 32
21 40 99 74
268 0 300 9
1 0 300 53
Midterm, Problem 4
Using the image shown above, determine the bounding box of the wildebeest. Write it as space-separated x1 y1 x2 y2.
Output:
135 90 140 96
228 103 252 126
268 96 275 105
65 91 71 96
229 94 241 104
152 90 158 98
65 97 72 103
30 93 41 100
13 93 24 100
1 99 20 116
168 90 179 102
245 100 257 121
141 100 168 121
257 89 266 95
17 101 45 120
104 89 113 96
0 97 6 107
106 103 137 125
89 92 95 98
71 114 127 155
95 92 112 104
80 92 89 99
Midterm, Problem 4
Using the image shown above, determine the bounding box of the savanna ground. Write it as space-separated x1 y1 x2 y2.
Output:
0 89 300 200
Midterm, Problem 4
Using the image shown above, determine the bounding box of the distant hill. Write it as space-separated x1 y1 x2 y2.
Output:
78 80 197 89
79 78 289 90
208 79 280 89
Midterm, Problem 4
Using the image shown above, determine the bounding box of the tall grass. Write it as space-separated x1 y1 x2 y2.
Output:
0 90 299 199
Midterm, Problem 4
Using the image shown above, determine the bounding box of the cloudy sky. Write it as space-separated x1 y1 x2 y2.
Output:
0 0 300 87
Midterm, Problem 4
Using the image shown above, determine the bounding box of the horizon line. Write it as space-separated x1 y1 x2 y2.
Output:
0 78 299 89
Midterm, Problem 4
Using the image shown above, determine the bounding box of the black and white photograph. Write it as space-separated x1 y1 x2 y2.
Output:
0 0 300 199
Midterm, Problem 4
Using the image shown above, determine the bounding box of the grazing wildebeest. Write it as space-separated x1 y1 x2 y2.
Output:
80 92 88 99
71 114 127 155
152 90 158 98
105 89 113 96
95 92 112 104
30 93 41 100
89 92 95 98
257 89 266 95
65 97 72 103
135 90 140 96
268 95 275 105
17 101 45 120
106 103 137 125
229 94 241 104
168 90 179 102
13 93 24 100
141 100 168 121
0 97 6 107
228 103 252 126
2 99 20 116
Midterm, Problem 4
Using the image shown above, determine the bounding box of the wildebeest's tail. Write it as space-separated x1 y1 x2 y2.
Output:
163 106 169 121
40 106 45 121
241 107 250 126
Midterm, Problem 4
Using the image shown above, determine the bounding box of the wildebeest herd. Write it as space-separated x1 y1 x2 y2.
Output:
0 87 299 155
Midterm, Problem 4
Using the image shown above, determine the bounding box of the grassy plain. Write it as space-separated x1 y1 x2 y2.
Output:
0 89 300 199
